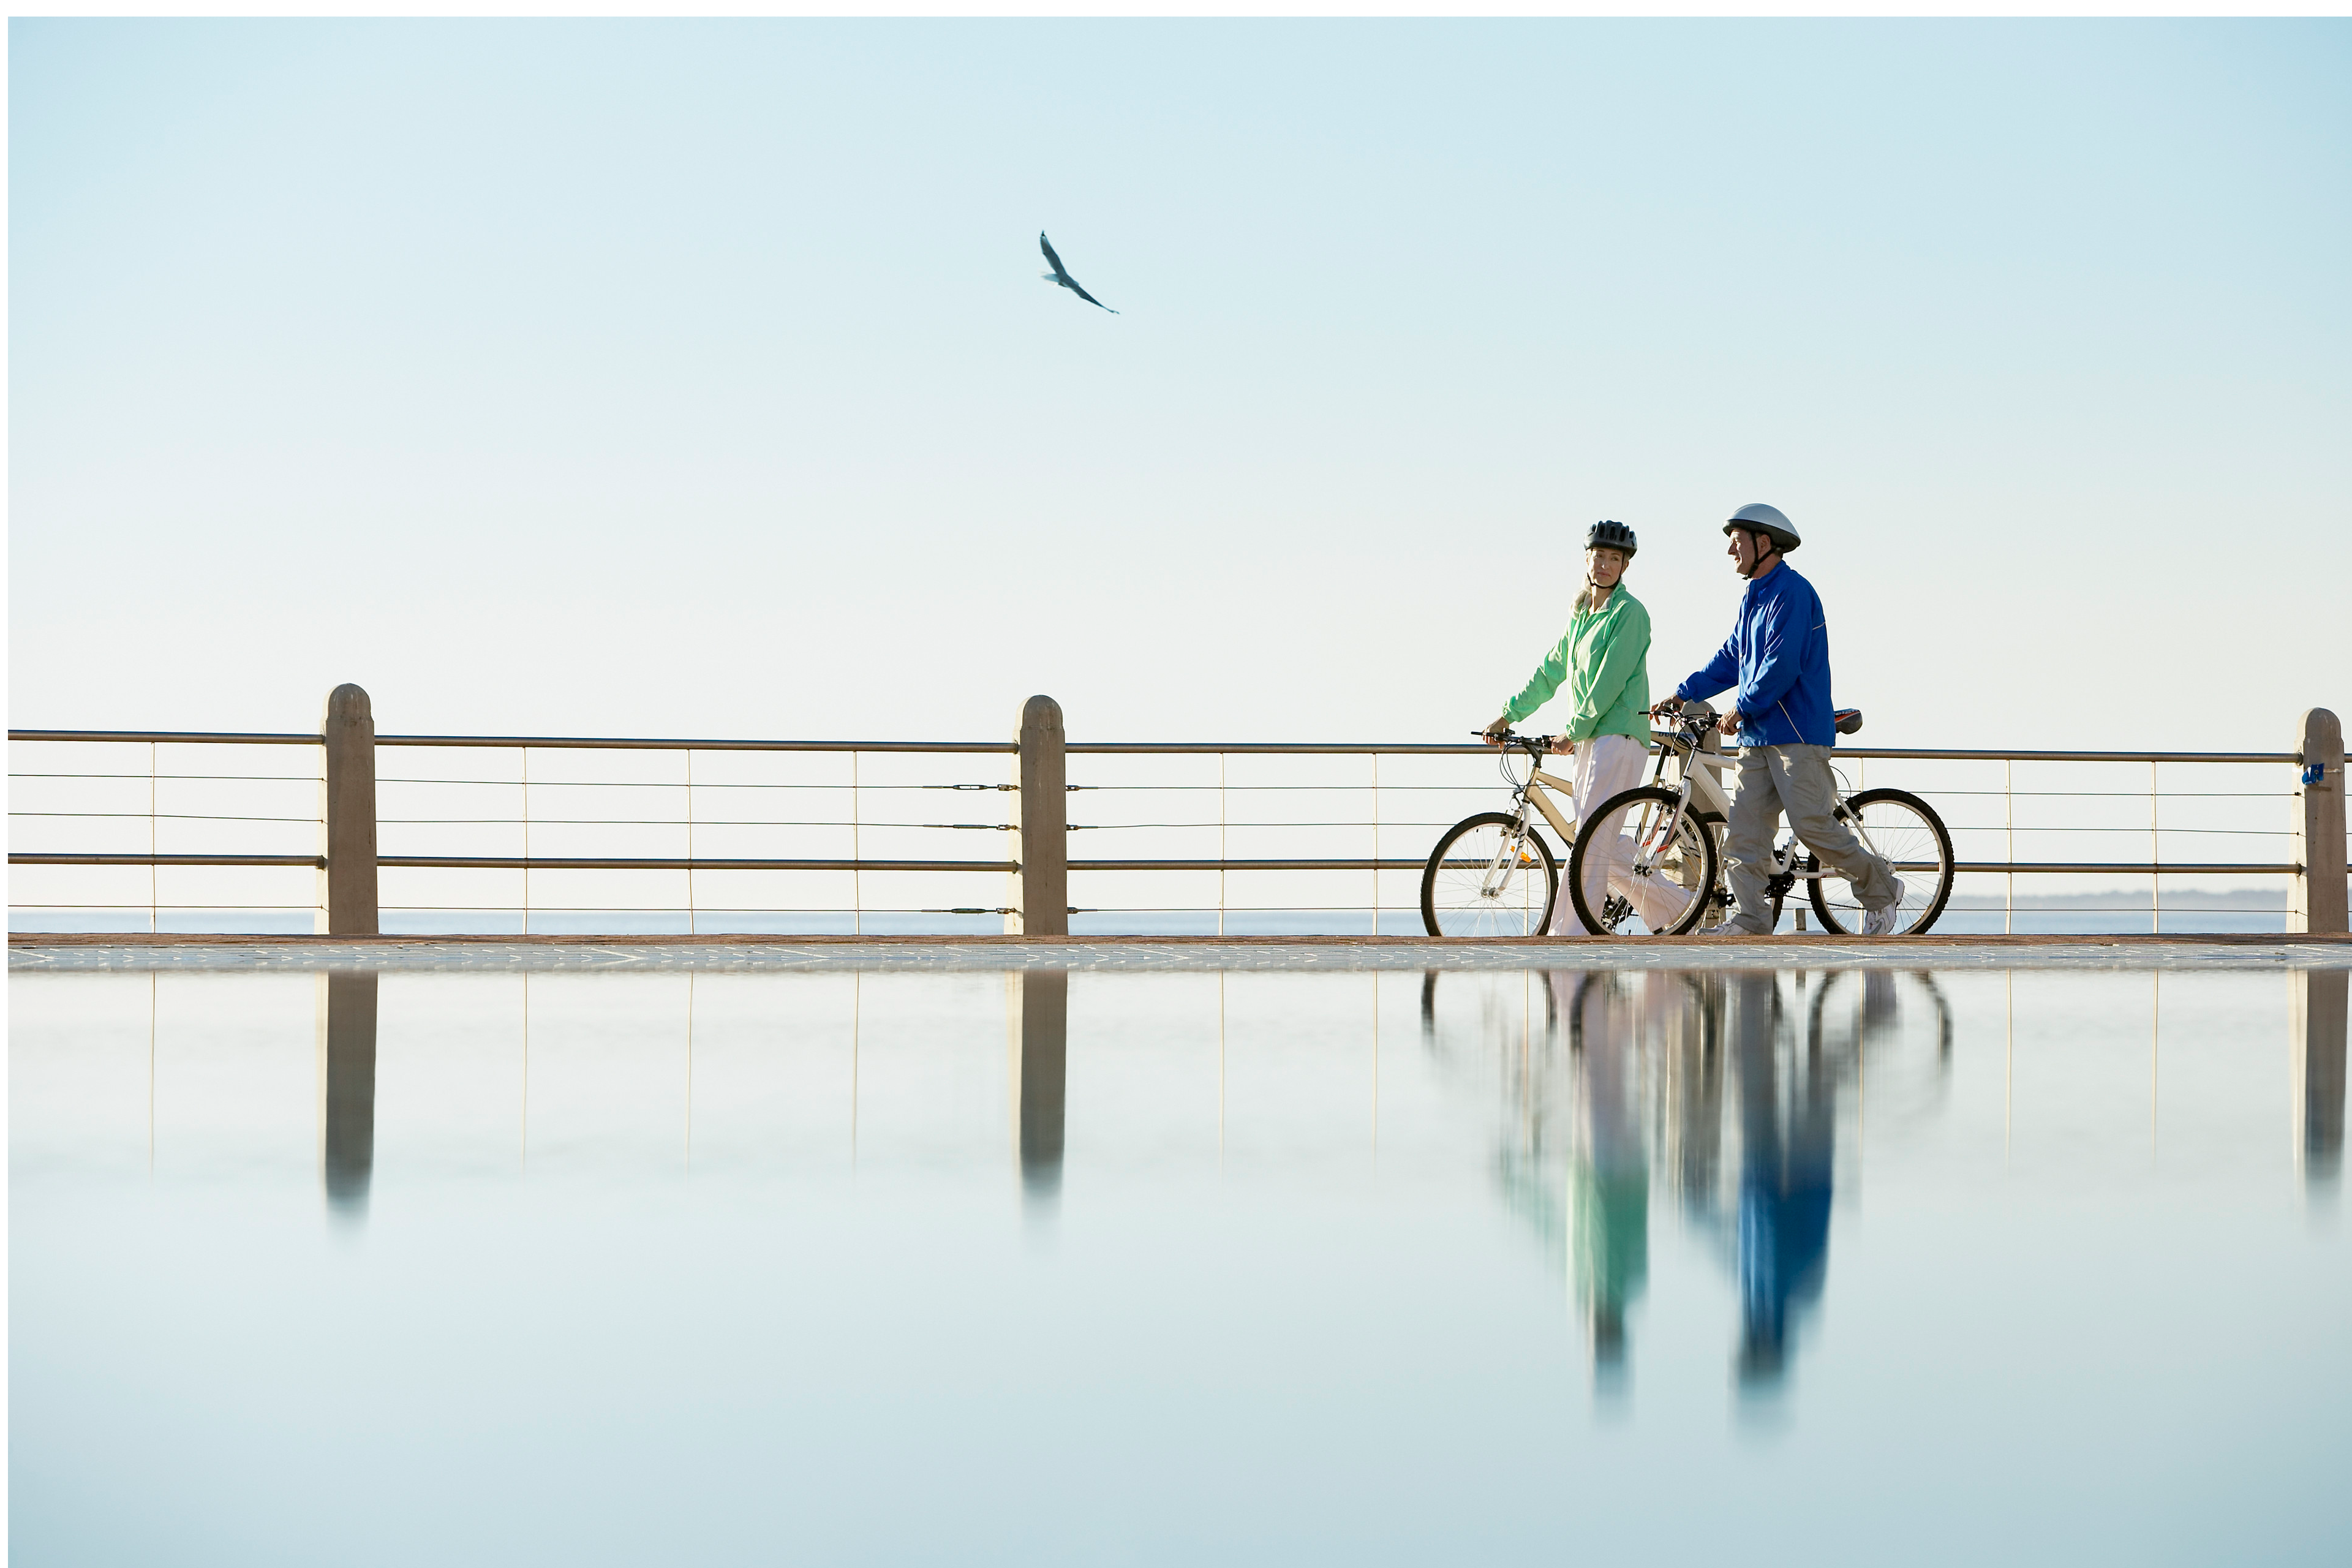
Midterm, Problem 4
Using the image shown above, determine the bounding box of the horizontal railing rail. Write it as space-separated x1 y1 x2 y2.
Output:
5 729 1017 753
375 856 1016 873
7 728 2306 767
1067 858 2312 875
13 852 2312 875
7 730 322 745
11 853 326 868
1068 741 2304 764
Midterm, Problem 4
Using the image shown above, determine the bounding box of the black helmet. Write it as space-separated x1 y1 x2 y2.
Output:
1586 519 1638 556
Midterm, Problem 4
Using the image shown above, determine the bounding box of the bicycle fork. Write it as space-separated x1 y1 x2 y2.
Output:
1627 794 1694 882
1479 804 1537 899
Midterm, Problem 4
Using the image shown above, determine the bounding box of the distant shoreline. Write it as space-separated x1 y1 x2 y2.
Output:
1947 886 2284 911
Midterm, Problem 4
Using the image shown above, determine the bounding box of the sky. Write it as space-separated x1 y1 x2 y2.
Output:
10 18 2350 752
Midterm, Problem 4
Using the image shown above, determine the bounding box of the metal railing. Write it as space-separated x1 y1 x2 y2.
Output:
9 689 2346 936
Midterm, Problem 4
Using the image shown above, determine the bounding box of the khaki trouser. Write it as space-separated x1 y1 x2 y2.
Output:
1721 744 1898 934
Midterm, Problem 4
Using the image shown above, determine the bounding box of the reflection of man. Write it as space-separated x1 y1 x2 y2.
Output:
1728 971 1834 1387
1557 971 1653 1384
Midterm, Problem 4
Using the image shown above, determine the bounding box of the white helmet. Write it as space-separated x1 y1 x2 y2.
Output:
1724 502 1800 552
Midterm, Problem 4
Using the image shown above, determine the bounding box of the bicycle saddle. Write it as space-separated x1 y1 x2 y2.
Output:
1834 709 1863 735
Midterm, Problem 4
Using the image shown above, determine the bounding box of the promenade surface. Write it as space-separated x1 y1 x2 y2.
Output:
12 932 2350 973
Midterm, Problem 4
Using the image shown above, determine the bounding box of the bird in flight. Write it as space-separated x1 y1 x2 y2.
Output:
1039 232 1118 314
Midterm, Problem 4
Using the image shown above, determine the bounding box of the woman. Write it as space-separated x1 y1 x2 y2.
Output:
1484 519 1691 934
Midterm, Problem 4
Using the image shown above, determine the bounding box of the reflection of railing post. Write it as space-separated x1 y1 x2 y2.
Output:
320 684 379 935
318 971 379 1219
1011 696 1067 936
1009 970 1068 1204
2291 709 2346 935
2294 969 2346 1197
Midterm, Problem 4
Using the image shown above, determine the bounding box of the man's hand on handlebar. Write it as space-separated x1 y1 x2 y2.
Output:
1647 698 1740 740
1482 715 1511 748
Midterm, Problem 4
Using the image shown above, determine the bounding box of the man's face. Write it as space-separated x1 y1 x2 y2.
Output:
1727 529 1763 576
1587 547 1626 588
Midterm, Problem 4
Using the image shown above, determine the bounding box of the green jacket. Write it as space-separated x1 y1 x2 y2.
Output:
1502 587 1653 743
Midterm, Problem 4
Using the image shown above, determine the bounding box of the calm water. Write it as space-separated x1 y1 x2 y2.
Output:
12 963 2350 1565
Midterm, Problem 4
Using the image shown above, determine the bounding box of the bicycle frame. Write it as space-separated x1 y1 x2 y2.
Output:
1639 729 1884 889
1522 764 1579 845
1622 733 1725 886
1473 747 1579 901
1649 733 1735 823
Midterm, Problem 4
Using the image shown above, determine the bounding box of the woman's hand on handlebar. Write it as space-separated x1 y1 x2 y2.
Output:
1649 698 1683 720
1482 715 1512 748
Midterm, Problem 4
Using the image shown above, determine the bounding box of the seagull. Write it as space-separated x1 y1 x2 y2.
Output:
1039 232 1118 314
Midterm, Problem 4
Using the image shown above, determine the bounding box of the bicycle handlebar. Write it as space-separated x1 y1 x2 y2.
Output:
1474 729 1559 754
1645 704 1864 736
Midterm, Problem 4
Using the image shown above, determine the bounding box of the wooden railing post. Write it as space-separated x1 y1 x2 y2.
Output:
320 684 379 935
1010 695 1067 936
2291 707 2346 935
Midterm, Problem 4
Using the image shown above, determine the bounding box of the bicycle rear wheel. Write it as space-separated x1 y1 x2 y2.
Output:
1807 788 1954 935
1567 786 1717 937
1421 812 1559 937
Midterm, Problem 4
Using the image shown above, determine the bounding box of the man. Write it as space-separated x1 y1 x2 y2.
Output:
1659 504 1903 937
1485 521 1692 935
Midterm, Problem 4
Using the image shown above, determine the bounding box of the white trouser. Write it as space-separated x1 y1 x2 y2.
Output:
1548 734 1696 935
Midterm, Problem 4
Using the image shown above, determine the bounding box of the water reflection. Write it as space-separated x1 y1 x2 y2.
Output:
1557 973 1657 1392
1727 971 1836 1392
11 960 2352 1565
316 972 377 1220
193 960 2352 1271
1011 971 1068 1208
1431 966 1958 1397
2299 968 2346 1196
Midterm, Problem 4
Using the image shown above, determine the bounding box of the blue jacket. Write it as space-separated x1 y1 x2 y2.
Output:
1676 564 1837 747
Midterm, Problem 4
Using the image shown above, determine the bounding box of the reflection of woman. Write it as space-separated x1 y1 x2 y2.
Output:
1485 521 1689 935
1557 971 1651 1383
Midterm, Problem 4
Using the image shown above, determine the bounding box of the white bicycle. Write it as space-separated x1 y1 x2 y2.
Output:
1566 703 1955 937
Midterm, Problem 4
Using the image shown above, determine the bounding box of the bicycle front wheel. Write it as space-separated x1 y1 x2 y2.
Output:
1567 786 1717 937
1421 812 1559 937
1807 788 1955 935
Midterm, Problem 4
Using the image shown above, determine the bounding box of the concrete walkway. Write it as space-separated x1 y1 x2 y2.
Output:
11 931 2350 973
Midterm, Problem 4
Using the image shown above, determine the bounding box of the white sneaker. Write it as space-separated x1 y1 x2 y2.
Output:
1695 921 1754 937
1861 880 1908 937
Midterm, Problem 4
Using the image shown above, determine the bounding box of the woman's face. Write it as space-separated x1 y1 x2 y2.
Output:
1586 547 1627 589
